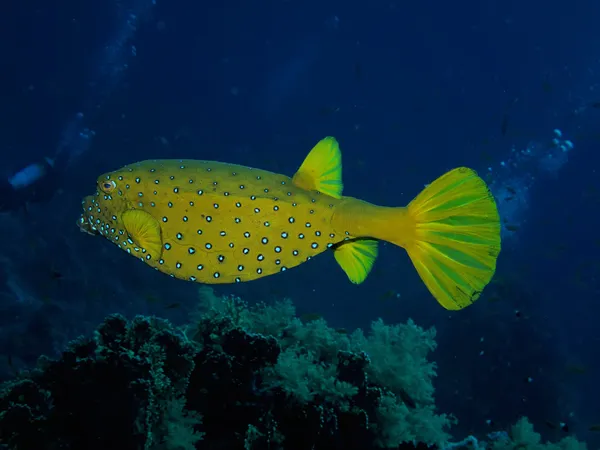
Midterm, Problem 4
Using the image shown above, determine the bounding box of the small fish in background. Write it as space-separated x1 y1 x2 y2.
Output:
78 137 502 311
589 424 600 432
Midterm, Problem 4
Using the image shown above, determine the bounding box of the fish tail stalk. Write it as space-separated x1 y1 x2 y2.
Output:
399 167 502 310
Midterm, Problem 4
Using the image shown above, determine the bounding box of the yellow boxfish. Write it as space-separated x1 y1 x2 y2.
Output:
78 137 501 310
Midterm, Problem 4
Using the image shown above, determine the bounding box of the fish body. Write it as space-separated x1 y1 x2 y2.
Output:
82 159 343 283
80 137 502 310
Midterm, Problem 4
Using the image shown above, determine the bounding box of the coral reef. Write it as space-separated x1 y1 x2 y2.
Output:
444 417 587 450
0 314 201 450
487 417 587 450
186 287 453 449
1 288 588 450
0 288 451 449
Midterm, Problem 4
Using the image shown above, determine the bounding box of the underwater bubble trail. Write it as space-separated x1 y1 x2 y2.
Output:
487 128 574 241
56 0 157 167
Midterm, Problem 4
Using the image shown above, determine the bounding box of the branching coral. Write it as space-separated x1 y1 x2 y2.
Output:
188 287 453 447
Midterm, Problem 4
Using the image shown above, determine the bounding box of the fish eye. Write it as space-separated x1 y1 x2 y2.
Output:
100 180 117 193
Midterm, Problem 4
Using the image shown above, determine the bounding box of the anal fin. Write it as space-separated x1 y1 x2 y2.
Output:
334 239 378 284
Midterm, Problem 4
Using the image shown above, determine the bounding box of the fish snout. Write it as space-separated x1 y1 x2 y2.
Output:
77 215 97 236
78 195 99 236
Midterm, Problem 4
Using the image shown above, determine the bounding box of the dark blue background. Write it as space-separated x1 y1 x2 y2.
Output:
1 0 599 446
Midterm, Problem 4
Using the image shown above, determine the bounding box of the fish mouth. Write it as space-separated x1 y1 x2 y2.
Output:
77 215 98 236
78 195 99 236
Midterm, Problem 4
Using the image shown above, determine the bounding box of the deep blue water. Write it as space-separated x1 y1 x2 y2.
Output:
1 0 599 447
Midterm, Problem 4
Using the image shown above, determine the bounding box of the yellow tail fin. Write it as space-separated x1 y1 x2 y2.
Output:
404 167 501 310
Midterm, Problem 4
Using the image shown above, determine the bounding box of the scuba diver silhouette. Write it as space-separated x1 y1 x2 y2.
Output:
0 149 70 213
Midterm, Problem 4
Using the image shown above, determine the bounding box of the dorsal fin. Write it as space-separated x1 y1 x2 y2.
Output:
292 137 343 199
121 209 163 261
334 239 378 284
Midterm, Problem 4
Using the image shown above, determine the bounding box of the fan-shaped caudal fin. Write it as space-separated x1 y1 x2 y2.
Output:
402 167 501 310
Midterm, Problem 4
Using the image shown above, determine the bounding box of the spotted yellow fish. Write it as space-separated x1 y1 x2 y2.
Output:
79 137 501 310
